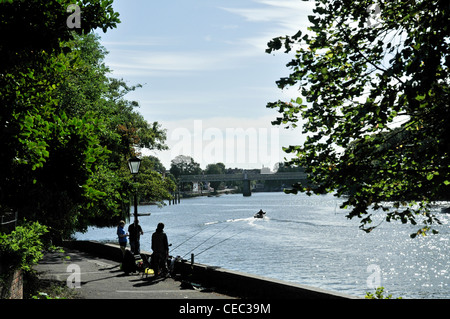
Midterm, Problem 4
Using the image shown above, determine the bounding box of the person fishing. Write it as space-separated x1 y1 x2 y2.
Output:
117 220 128 257
128 219 143 254
151 222 169 277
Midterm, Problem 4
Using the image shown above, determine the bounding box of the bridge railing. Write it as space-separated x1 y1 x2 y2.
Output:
179 172 307 182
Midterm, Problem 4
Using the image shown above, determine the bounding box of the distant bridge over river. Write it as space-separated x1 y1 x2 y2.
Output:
179 172 308 196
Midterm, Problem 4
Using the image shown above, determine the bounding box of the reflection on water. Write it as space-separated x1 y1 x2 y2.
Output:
76 192 449 299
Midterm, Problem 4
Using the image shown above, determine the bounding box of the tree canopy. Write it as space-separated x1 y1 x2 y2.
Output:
170 155 202 178
267 0 450 237
0 0 172 239
205 163 226 191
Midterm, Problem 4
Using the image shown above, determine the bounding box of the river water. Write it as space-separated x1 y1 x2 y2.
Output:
75 192 449 299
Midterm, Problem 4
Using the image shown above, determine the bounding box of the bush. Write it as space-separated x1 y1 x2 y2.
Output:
365 287 402 299
0 221 49 273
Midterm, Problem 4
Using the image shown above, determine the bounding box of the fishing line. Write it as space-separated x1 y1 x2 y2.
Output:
170 226 208 253
182 224 231 259
195 228 246 257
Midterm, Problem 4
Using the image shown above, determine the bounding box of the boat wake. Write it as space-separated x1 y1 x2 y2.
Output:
203 216 268 226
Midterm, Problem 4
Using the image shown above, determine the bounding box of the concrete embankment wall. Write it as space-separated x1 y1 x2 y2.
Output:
63 240 358 299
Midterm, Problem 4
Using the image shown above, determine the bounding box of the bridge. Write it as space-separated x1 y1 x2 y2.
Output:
179 172 308 196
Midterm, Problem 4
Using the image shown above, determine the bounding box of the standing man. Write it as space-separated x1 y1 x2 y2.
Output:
128 219 143 255
117 220 128 257
151 222 169 276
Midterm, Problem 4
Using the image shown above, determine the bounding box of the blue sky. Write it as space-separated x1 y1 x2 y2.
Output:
97 0 315 170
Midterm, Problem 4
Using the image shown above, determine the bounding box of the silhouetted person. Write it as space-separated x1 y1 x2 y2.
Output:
128 219 143 254
151 222 169 276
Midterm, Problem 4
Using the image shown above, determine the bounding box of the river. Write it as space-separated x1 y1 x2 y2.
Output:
75 192 449 299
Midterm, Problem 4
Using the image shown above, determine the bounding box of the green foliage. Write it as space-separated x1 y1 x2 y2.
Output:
0 0 120 237
31 292 63 300
365 287 402 299
136 156 176 204
205 163 226 191
170 155 202 192
60 35 170 230
267 0 450 236
0 2 171 237
0 221 48 272
170 155 203 179
0 0 120 71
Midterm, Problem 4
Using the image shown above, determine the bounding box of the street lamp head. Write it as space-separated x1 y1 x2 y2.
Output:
128 156 141 174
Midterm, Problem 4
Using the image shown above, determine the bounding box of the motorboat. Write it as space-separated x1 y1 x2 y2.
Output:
254 209 266 218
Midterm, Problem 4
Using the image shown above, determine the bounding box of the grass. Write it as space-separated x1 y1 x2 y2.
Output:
24 270 81 299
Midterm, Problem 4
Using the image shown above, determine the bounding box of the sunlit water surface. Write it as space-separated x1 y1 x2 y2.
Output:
76 192 449 298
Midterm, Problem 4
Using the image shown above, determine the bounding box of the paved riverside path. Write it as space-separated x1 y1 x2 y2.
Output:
34 248 235 299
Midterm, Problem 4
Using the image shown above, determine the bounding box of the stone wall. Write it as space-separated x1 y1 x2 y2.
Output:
0 269 23 299
174 259 355 299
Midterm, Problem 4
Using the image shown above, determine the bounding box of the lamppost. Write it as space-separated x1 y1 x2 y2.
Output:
128 156 141 223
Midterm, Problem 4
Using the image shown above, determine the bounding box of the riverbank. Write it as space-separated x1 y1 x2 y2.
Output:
33 243 233 300
62 240 357 299
75 192 450 299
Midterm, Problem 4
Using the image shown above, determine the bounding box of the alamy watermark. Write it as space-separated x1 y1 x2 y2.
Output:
66 4 81 29
366 264 382 289
66 264 81 288
170 120 280 167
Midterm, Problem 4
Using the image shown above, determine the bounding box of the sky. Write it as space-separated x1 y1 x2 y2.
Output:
96 0 316 170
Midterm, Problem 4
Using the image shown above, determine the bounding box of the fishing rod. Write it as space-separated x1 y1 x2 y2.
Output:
182 224 231 259
194 228 246 257
170 226 209 253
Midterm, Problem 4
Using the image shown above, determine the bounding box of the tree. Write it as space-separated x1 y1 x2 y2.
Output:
0 0 120 239
205 163 226 191
170 155 202 178
275 162 305 173
134 156 176 206
0 2 170 239
266 0 449 237
170 155 202 191
34 34 169 234
50 33 169 232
